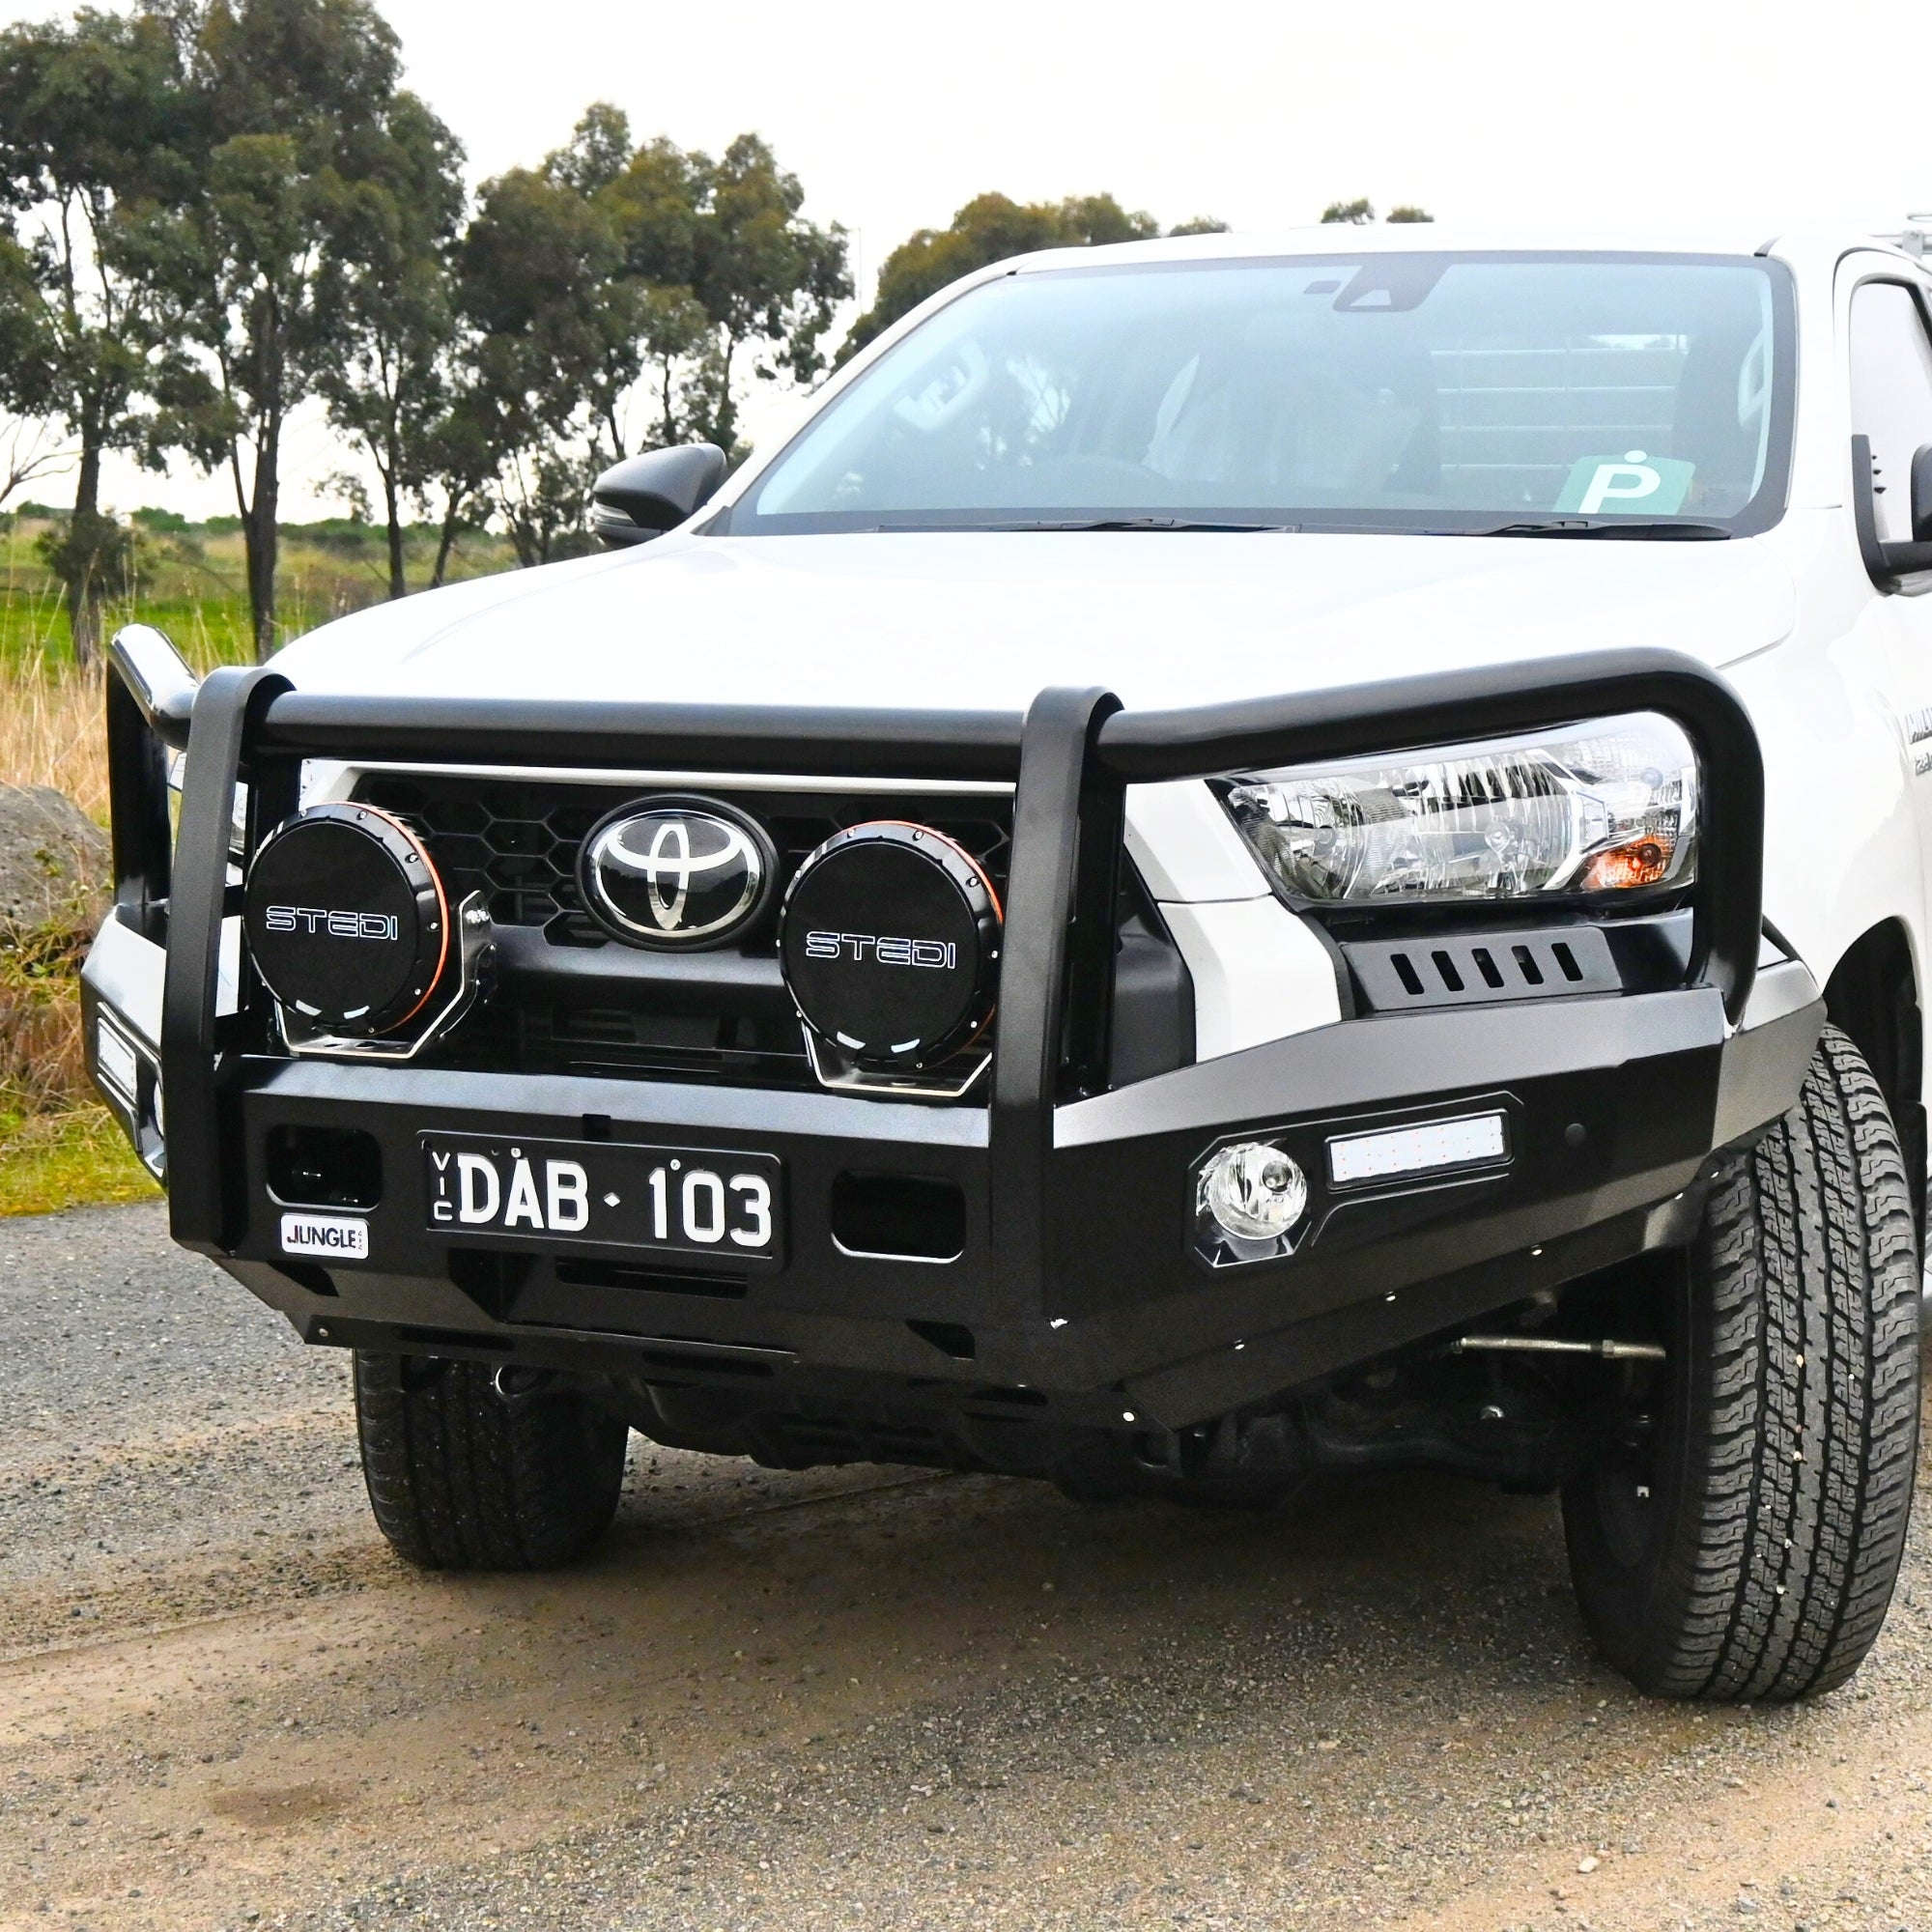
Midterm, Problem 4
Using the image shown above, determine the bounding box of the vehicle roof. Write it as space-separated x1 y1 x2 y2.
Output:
1000 222 1918 275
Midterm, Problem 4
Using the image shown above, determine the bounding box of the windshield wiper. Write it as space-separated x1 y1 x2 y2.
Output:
983 516 1302 533
1458 518 1734 541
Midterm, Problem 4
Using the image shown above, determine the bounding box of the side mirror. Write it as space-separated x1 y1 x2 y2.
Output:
590 443 727 547
1913 441 1932 542
1852 434 1932 583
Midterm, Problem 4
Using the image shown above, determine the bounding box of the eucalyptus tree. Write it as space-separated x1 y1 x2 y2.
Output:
454 138 637 566
415 374 500 588
839 191 1163 362
680 133 851 452
0 6 200 664
1320 199 1434 224
0 232 64 511
318 89 465 599
600 128 710 447
157 0 446 657
447 106 852 563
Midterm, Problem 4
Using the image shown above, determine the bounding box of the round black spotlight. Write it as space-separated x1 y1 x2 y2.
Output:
242 803 450 1037
779 821 1001 1067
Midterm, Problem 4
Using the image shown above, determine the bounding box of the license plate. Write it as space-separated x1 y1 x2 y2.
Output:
421 1132 782 1264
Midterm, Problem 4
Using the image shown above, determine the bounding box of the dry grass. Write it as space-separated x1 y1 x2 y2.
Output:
0 914 133 1219
1 919 93 1113
2 676 120 1216
0 1104 159 1215
0 902 155 1217
0 970 87 1112
0 513 519 1215
0 651 108 821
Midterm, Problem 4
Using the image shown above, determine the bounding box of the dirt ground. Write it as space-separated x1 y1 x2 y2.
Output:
4 1204 1931 1932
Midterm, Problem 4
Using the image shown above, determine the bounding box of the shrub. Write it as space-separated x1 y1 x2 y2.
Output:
0 918 92 1116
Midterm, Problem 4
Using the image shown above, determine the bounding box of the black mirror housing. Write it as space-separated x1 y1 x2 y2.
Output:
590 443 728 547
1853 433 1932 583
1912 441 1932 543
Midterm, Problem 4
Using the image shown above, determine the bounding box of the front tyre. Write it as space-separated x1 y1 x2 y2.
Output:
1563 1025 1921 1701
353 1354 629 1570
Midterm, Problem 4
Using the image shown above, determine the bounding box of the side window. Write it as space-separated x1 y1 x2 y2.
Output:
1850 280 1932 541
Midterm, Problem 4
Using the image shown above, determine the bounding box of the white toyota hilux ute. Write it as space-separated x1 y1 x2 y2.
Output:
88 224 1929 1704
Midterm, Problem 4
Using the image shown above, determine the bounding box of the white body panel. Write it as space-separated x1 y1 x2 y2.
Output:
271 526 1795 712
1160 900 1343 1057
248 226 1932 1066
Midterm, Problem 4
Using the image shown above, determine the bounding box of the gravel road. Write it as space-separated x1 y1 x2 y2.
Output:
3 1203 1931 1932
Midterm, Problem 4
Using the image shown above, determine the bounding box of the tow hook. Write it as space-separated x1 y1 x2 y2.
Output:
492 1365 557 1403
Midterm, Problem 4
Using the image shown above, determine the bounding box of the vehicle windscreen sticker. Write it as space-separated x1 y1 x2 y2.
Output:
1554 450 1695 517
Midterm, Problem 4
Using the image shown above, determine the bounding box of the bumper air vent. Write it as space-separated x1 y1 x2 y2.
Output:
1344 924 1621 1011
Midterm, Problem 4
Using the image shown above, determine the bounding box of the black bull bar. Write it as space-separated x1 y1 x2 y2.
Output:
110 644 1771 1418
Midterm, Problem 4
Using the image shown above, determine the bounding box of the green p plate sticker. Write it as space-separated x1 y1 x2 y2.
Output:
1555 450 1695 517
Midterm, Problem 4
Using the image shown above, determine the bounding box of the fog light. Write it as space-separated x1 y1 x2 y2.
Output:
1200 1141 1307 1242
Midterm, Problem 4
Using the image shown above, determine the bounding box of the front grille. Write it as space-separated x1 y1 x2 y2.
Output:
353 772 1012 933
347 771 1014 1092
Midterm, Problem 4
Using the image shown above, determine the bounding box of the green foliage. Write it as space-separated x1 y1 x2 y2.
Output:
441 108 851 557
450 146 632 561
0 506 519 678
462 147 634 450
148 0 449 655
0 231 52 420
0 2 1431 606
1321 199 1434 225
318 85 465 598
545 99 631 197
687 133 851 447
841 191 1192 361
34 503 143 601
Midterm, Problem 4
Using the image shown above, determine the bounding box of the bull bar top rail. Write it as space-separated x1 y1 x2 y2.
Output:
118 637 1763 1268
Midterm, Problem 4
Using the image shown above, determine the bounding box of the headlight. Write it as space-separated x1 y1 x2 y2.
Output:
165 753 250 861
1220 712 1697 906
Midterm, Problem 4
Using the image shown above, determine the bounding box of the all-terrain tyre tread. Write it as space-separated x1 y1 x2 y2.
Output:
1568 1025 1919 1701
353 1355 628 1571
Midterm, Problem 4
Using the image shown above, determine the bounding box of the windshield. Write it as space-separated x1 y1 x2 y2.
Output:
725 252 1793 537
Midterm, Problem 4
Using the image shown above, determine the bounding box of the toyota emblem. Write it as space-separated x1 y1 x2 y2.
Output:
578 797 777 950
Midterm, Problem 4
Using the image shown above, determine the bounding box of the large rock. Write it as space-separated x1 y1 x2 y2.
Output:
0 784 110 941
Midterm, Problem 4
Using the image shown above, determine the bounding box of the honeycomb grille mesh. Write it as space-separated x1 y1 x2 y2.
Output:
350 773 1012 933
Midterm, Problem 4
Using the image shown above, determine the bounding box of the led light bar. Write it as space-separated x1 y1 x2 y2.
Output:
1327 1111 1509 1187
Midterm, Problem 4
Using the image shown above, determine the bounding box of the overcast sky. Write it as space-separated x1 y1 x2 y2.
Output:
21 0 1929 519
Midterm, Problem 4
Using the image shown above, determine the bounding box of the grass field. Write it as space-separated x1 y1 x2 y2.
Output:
1 507 517 666
0 507 521 1214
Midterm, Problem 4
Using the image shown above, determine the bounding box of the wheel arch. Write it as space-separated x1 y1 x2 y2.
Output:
1820 916 1925 1232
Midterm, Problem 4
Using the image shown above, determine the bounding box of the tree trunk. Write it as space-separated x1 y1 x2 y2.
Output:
66 440 103 671
382 464 406 601
242 414 281 662
429 494 463 588
714 337 737 452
